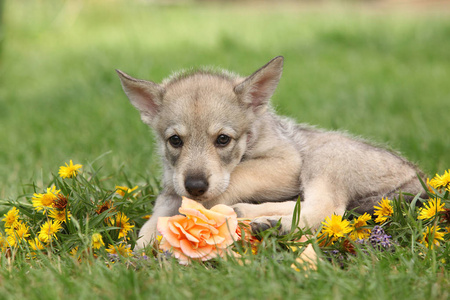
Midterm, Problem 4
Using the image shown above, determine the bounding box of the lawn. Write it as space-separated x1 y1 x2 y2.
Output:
0 0 449 299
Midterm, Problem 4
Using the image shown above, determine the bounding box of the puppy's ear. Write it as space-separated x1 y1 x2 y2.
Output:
234 56 283 115
116 70 165 125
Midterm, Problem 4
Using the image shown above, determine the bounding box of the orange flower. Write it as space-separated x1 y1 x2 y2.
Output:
236 220 260 254
236 220 259 242
157 197 238 265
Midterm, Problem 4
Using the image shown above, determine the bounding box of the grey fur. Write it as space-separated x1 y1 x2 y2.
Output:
116 56 426 248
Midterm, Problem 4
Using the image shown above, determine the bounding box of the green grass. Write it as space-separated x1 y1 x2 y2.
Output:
1 0 450 299
0 236 448 299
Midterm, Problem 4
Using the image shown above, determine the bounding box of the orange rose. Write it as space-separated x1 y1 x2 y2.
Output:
157 197 238 265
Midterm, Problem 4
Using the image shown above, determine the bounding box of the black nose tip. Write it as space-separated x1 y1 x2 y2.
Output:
185 176 209 197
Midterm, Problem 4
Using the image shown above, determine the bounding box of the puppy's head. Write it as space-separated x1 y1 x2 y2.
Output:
116 56 283 202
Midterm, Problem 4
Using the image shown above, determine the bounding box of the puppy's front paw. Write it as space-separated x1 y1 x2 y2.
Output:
232 203 255 218
250 217 282 235
232 206 245 218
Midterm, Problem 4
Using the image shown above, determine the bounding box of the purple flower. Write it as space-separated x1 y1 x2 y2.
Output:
323 250 346 268
368 225 392 250
107 253 120 262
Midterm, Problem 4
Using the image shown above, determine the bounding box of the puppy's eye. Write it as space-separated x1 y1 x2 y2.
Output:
216 134 231 147
168 135 183 148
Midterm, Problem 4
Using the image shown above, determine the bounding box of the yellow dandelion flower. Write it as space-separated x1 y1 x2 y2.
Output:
349 213 372 240
58 160 82 178
91 233 105 250
156 235 163 243
2 207 20 228
421 225 445 249
32 186 60 213
69 246 78 257
109 212 135 239
374 198 393 224
426 178 439 194
445 226 450 236
38 220 62 243
6 221 30 247
28 237 45 251
115 185 138 197
321 214 352 240
106 243 132 257
48 208 71 223
0 233 9 252
14 222 30 238
428 169 450 191
418 198 445 220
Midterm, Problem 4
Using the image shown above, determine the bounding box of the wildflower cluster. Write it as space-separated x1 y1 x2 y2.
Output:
315 170 450 264
317 213 372 248
0 160 152 260
1 161 449 269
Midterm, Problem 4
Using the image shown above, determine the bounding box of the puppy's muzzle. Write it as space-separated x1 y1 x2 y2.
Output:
184 175 209 197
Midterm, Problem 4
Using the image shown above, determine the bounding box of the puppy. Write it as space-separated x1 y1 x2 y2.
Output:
117 56 426 249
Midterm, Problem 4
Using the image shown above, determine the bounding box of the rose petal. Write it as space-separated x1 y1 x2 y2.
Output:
179 198 233 226
159 215 193 247
174 221 200 243
188 225 210 240
195 222 220 235
200 247 226 262
203 234 226 246
181 197 206 211
157 217 181 248
179 239 214 259
210 204 237 218
178 198 210 222
172 247 190 265
216 218 238 245
179 208 209 223
200 210 228 226
202 204 237 227
159 238 174 252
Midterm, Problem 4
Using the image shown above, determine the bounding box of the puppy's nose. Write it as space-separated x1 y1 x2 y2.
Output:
185 176 209 197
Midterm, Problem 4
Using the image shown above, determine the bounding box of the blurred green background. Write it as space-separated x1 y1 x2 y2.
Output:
1 0 450 199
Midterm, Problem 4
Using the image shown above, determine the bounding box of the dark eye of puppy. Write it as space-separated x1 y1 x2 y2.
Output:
168 135 183 148
216 134 231 147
